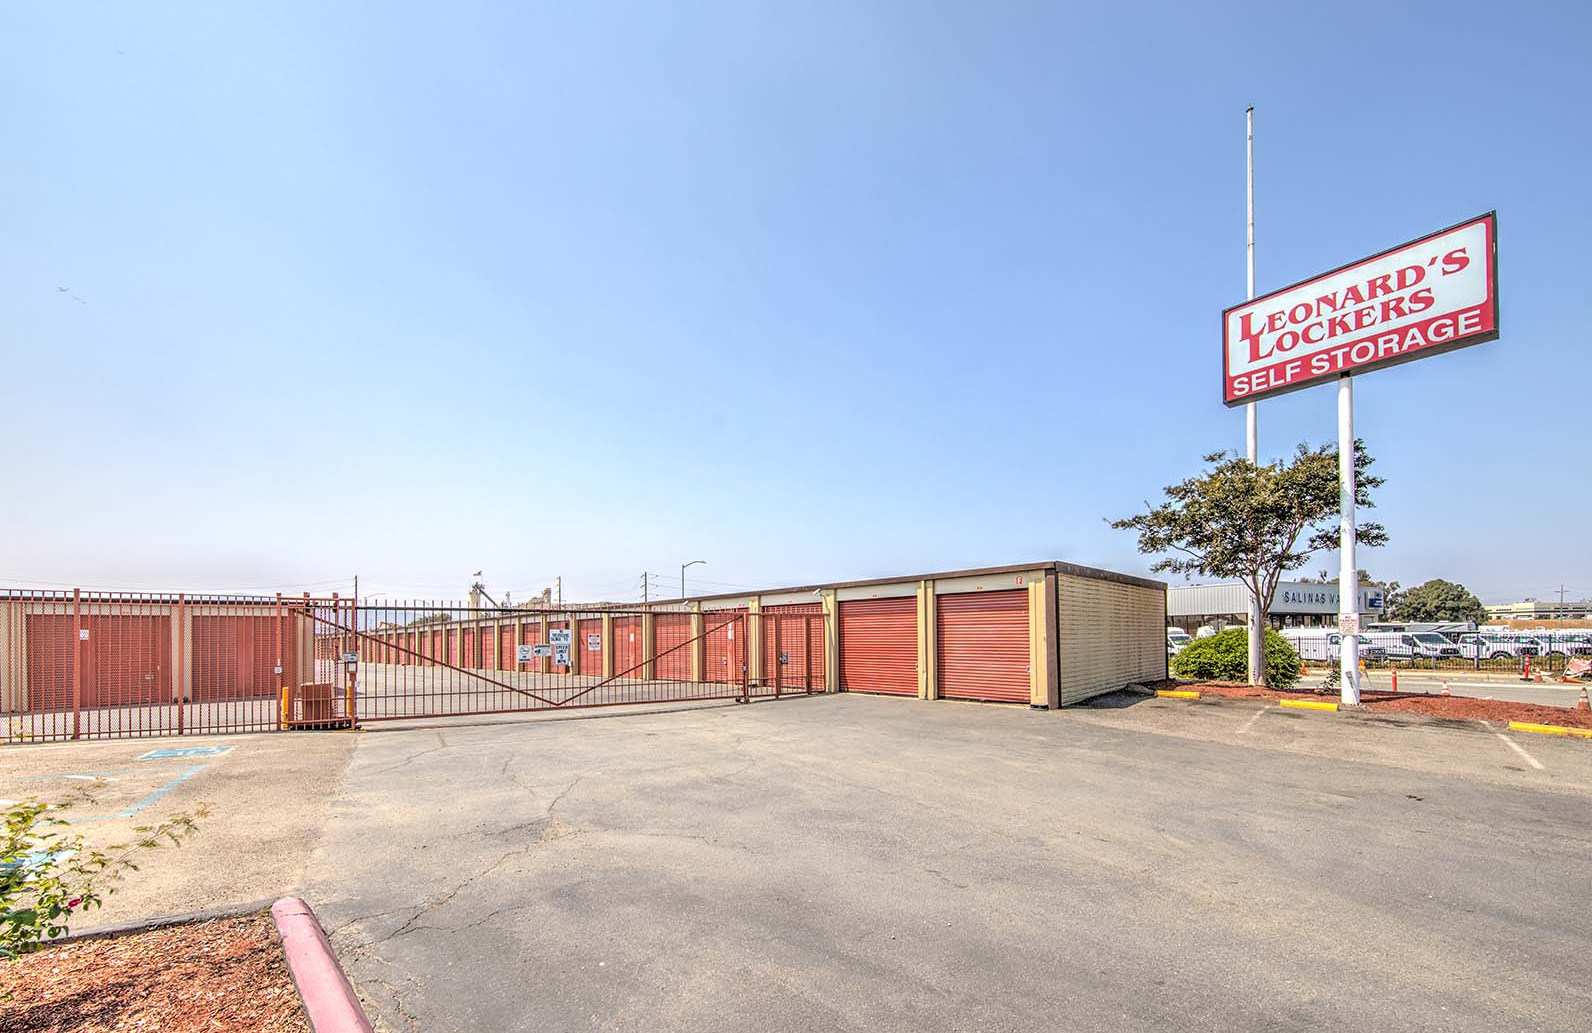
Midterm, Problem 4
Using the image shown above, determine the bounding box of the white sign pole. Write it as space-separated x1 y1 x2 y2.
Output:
1244 106 1263 686
1338 374 1361 705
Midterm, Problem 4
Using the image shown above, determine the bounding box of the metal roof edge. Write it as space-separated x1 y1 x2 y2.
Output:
652 560 1164 606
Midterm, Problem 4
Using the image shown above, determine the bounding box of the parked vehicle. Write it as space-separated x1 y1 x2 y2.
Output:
1280 628 1388 663
1362 631 1461 662
1167 629 1193 657
1455 633 1543 661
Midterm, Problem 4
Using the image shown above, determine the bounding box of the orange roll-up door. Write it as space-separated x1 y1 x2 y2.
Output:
653 614 692 681
839 598 916 696
936 590 1029 704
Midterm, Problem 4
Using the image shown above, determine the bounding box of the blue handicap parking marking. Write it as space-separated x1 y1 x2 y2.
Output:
138 746 233 760
11 766 208 823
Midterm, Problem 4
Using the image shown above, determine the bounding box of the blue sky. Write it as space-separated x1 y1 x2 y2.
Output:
2 2 1587 605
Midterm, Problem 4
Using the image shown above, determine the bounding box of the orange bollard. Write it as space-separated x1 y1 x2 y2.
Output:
1390 664 1398 693
1521 655 1532 682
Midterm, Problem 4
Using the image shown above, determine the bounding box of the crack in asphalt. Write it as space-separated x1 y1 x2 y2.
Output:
361 730 451 778
348 772 588 946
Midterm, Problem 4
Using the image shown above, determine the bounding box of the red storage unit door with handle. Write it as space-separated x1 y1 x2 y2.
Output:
193 615 276 701
612 616 641 676
577 618 603 676
499 625 515 670
479 626 495 670
703 610 746 685
653 613 693 681
25 614 76 712
764 604 822 691
839 597 916 696
936 590 1030 703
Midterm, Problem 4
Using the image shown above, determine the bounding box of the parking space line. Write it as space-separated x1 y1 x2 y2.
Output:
1494 732 1545 771
1236 707 1269 735
5 766 208 823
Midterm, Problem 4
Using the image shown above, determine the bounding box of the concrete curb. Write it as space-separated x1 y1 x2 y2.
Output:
272 896 375 1033
1507 721 1592 740
1155 689 1201 699
1280 699 1339 712
55 897 282 945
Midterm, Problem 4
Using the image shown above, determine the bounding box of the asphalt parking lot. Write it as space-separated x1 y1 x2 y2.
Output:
0 730 355 927
295 693 1592 1033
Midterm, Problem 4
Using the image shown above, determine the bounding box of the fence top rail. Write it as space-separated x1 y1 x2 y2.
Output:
0 589 341 605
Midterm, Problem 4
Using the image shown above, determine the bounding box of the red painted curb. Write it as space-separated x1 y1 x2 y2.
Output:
272 897 375 1033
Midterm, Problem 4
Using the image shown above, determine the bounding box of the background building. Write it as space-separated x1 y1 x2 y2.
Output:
1485 599 1591 621
1167 581 1385 634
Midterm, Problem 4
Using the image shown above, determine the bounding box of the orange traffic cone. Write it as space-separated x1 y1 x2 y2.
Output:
1441 680 1451 696
1578 686 1589 712
1390 664 1399 693
1300 659 1308 678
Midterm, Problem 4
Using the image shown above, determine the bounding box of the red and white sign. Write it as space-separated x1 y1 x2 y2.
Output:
1223 213 1497 406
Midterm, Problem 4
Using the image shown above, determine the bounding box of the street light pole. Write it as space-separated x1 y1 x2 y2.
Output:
1244 105 1264 687
681 560 706 599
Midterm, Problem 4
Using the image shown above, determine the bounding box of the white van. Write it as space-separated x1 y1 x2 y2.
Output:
1455 632 1542 660
1363 631 1462 661
1281 628 1387 663
1167 629 1193 657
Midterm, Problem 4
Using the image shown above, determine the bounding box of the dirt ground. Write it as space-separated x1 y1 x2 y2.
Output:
1153 678 1592 728
0 913 308 1032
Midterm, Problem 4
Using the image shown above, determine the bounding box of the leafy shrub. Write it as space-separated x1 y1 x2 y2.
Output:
1171 627 1301 688
2 793 205 960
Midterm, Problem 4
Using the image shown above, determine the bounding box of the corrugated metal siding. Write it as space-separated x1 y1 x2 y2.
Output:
937 590 1029 703
839 598 916 695
613 616 641 676
499 625 515 669
654 613 692 681
1165 582 1248 617
1058 574 1166 705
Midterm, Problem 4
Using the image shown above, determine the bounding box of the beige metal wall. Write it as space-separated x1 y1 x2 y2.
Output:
1056 573 1167 706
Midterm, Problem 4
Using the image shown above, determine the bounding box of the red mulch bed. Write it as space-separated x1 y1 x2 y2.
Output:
1146 678 1592 729
1 913 309 1033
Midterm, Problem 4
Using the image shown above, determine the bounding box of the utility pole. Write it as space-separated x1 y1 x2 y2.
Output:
641 572 649 604
555 576 562 609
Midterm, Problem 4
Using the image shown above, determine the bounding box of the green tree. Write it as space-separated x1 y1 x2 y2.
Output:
1171 627 1302 688
1393 579 1487 625
1112 441 1386 685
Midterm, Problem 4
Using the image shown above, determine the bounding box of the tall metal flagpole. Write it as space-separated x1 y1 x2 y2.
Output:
1338 377 1360 705
1245 106 1263 686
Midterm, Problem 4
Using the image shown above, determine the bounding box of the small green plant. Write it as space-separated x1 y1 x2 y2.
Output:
1171 627 1302 689
2 793 207 960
